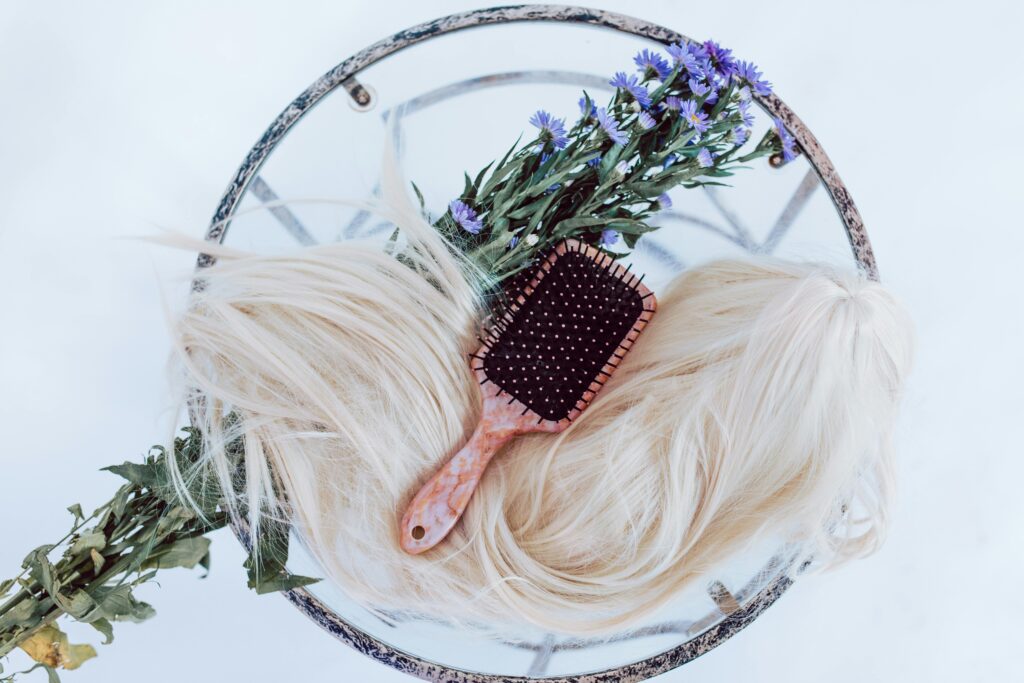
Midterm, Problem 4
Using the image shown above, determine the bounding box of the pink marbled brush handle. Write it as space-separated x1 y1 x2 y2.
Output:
399 380 564 554
398 417 513 554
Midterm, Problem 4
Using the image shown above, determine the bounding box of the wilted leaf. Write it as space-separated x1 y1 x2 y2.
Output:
89 549 105 574
17 624 96 671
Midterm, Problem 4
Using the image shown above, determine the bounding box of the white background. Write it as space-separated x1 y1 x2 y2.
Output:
1 1 1022 681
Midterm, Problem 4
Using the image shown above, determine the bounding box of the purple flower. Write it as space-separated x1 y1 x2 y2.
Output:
702 39 738 79
738 98 755 127
634 48 672 81
449 199 483 234
637 111 657 130
664 95 682 112
609 72 652 108
586 155 602 168
773 117 797 162
698 57 719 86
595 107 629 145
601 229 619 246
688 77 711 98
732 60 772 96
666 42 701 76
697 147 715 168
679 99 710 133
655 192 673 210
529 110 569 151
732 126 750 145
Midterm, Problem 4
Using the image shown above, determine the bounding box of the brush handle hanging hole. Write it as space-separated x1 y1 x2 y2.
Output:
411 525 426 540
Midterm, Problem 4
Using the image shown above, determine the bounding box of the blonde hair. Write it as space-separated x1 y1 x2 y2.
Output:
167 163 913 635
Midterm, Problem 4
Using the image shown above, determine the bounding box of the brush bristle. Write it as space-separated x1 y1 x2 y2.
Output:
479 242 648 422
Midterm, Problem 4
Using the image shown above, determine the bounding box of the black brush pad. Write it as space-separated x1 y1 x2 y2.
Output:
482 248 645 422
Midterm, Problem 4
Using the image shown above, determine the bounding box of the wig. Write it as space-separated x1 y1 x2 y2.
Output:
167 160 913 635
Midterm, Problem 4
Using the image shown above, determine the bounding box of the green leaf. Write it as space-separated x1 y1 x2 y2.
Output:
66 505 84 523
102 461 169 494
89 585 155 624
409 181 426 213
553 215 614 233
25 548 59 599
478 136 525 200
53 589 97 622
21 545 54 571
0 598 40 632
88 618 114 645
141 537 211 571
247 572 320 595
69 532 106 557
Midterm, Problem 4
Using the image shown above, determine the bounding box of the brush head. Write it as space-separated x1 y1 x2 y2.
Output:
473 239 656 425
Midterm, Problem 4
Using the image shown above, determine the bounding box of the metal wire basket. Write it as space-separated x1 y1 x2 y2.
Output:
201 6 875 681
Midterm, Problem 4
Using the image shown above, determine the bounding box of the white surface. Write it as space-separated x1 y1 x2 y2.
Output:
1 1 1022 681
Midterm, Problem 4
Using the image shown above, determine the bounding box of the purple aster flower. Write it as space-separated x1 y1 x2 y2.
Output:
655 192 673 210
634 48 672 81
601 229 619 246
773 117 797 162
637 111 657 130
609 72 652 108
586 155 602 168
529 110 569 151
702 39 738 79
688 77 710 98
449 199 483 234
732 60 772 96
698 57 719 86
732 126 750 146
595 107 629 145
679 99 710 133
697 147 715 168
666 42 701 76
738 98 755 127
664 95 682 112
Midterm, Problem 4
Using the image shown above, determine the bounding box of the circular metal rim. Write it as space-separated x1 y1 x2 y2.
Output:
203 5 875 681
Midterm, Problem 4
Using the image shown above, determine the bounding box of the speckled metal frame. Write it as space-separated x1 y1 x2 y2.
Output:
202 5 876 681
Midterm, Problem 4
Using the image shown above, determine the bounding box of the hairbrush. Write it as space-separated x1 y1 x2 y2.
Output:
399 238 657 554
